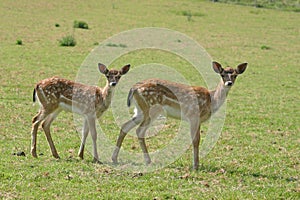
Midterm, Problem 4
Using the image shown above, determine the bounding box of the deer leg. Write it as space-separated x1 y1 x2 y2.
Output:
136 117 152 165
112 115 143 163
31 109 48 158
190 120 201 170
42 109 61 159
86 115 100 163
78 118 89 159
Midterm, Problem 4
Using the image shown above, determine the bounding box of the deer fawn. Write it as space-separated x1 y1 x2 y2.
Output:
112 61 247 170
31 63 130 163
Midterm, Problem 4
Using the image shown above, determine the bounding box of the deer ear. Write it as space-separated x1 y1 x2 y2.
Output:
212 61 223 74
98 63 108 74
236 63 248 74
120 64 130 75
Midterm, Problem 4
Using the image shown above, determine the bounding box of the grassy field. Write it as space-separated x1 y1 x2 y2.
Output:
0 0 299 199
215 0 300 12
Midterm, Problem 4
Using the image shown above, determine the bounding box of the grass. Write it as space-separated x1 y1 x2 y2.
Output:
0 0 299 199
215 0 300 12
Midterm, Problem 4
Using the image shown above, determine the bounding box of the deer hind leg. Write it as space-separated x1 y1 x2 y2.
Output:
78 118 89 159
136 115 152 165
190 120 201 170
112 107 143 164
135 105 162 165
41 109 62 159
31 109 49 158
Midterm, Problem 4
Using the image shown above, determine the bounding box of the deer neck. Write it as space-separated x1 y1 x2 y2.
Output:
210 81 231 113
101 81 115 108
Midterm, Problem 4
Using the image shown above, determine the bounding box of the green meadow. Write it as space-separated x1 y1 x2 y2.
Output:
0 0 299 199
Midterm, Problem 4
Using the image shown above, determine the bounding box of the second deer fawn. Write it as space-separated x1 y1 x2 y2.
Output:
112 61 247 170
31 63 130 163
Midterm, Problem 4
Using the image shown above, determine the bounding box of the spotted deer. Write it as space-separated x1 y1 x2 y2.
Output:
112 61 247 170
31 63 130 163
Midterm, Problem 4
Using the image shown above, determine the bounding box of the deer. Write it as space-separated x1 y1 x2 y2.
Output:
112 61 247 170
30 63 130 163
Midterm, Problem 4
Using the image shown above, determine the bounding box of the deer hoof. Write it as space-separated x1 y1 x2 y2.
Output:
112 158 118 164
31 152 38 158
93 159 103 164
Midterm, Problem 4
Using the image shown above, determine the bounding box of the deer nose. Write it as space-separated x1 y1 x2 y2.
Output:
225 81 233 86
110 82 117 87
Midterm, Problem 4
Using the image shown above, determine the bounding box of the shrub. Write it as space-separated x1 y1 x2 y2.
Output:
59 35 76 46
73 20 89 29
16 39 23 45
261 45 271 50
106 43 127 48
176 10 205 21
182 10 192 21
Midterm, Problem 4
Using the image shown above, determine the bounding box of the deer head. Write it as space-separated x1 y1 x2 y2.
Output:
98 63 131 87
212 61 248 87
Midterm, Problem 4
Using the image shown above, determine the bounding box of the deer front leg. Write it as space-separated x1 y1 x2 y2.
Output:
112 116 142 164
78 118 89 159
190 120 201 170
86 115 101 163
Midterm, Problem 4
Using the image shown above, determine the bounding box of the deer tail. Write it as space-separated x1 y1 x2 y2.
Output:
33 88 36 103
127 88 135 107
